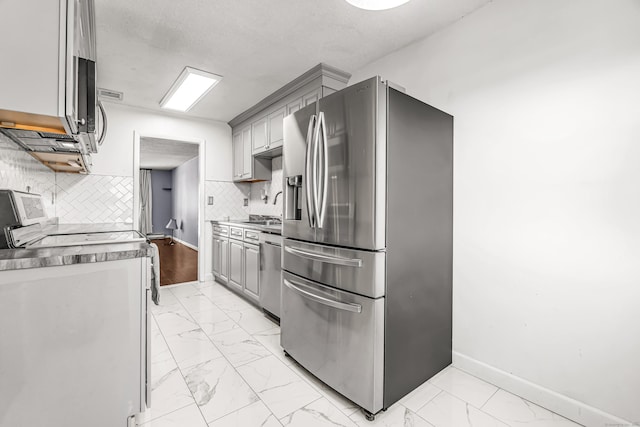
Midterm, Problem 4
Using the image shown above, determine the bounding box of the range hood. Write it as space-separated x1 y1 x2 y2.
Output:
0 127 92 174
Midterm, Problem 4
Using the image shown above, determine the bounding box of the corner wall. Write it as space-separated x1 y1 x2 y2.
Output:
350 0 640 425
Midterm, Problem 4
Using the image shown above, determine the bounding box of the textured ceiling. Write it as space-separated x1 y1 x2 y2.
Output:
95 0 490 123
140 137 198 170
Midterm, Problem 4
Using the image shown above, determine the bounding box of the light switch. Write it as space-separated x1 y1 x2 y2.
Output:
208 196 214 205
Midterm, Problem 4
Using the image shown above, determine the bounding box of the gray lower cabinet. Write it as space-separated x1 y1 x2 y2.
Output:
212 236 230 283
219 237 229 282
228 239 244 293
243 242 260 302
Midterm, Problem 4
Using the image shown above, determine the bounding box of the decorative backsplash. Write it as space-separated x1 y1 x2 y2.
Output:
205 180 251 220
55 174 134 224
0 132 56 217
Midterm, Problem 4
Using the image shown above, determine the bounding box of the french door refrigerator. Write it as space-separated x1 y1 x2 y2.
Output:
281 76 453 420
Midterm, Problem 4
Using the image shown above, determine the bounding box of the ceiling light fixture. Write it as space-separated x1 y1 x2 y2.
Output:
344 0 411 10
160 67 223 112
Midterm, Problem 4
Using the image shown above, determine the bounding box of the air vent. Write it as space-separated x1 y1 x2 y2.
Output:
98 88 124 102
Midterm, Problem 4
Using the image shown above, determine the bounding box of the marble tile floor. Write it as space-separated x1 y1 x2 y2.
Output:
138 280 584 427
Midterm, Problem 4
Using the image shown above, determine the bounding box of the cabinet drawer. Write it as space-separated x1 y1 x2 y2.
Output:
244 229 260 243
213 224 229 236
230 227 244 240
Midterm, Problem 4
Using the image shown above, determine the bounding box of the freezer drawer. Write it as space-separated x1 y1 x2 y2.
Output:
283 238 385 298
281 271 384 413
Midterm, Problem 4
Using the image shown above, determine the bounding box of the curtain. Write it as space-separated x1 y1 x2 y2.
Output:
140 169 153 235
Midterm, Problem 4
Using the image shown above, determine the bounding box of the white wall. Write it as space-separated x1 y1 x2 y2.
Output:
351 0 640 425
98 103 232 279
172 156 199 247
95 103 231 180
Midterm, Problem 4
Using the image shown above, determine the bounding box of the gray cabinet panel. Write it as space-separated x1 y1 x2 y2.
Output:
212 237 220 276
228 239 243 292
220 238 229 282
232 132 243 180
243 243 260 302
252 117 268 154
268 106 286 149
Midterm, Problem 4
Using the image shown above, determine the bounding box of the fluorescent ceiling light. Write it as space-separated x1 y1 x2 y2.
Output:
345 0 411 10
160 67 222 112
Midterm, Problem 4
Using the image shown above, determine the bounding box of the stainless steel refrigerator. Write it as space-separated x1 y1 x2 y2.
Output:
281 76 453 420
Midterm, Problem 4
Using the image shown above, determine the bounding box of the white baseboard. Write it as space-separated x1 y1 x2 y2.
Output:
453 352 632 427
172 236 199 251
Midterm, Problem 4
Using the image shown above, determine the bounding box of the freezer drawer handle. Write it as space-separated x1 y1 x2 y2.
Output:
284 246 363 268
284 279 362 313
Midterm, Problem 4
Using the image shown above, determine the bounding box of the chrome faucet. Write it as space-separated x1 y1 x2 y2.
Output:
273 191 283 205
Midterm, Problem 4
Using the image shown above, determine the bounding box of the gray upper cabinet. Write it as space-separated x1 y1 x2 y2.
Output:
302 88 322 107
233 125 270 182
232 132 243 180
251 117 268 154
267 106 286 150
286 97 303 115
241 126 252 179
229 64 351 181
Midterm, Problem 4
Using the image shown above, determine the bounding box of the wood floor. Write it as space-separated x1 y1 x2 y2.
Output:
151 238 198 286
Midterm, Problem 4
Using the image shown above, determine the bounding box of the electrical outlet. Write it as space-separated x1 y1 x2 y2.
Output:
243 198 249 206
208 196 214 205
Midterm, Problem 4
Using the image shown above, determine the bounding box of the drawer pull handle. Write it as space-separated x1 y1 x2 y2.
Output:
284 279 362 313
284 246 362 268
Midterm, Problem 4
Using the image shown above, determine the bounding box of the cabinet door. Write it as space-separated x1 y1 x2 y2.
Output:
232 132 243 180
212 237 220 276
286 97 303 115
220 238 229 282
243 243 260 302
268 106 286 149
241 126 252 178
302 88 322 106
251 117 268 154
228 240 244 293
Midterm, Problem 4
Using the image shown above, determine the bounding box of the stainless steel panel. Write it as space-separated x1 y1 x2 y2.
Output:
283 239 385 298
281 271 384 413
313 77 386 250
283 103 317 242
383 87 453 408
259 234 282 318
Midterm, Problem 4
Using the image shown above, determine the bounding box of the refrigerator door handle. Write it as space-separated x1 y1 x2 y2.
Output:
284 245 363 267
305 115 317 228
283 279 362 313
312 112 322 229
317 112 329 228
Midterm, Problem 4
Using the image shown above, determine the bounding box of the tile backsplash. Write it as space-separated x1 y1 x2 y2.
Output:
2 131 283 225
205 180 251 220
56 174 134 224
249 156 283 217
0 133 133 224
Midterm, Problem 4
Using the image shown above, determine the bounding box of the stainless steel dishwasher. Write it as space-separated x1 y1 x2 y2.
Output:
259 232 283 320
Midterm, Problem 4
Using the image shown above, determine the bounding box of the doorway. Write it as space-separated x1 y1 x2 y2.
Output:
133 133 206 286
